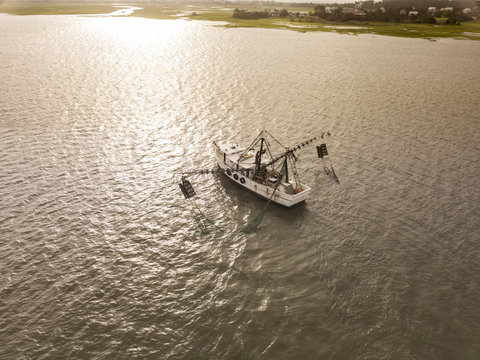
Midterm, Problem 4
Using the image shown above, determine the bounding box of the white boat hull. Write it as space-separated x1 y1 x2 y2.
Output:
213 141 311 207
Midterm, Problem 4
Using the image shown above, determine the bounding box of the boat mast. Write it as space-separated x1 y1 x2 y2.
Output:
285 154 289 183
256 137 265 174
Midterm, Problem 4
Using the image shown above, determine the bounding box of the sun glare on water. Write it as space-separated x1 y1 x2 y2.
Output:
85 14 189 46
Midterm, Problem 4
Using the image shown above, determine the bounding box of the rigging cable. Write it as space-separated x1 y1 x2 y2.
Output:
240 158 287 234
187 159 287 235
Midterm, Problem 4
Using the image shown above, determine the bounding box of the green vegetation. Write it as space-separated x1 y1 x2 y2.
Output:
312 0 479 24
0 2 114 15
232 9 271 20
1 1 480 40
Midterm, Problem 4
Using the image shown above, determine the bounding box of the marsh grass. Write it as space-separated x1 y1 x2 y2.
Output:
0 2 115 15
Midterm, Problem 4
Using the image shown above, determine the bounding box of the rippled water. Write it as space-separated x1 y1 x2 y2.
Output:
1 14 480 359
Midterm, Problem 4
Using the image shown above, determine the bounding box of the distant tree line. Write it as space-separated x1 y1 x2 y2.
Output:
381 0 477 22
313 0 478 24
232 8 270 19
381 0 474 10
232 0 478 24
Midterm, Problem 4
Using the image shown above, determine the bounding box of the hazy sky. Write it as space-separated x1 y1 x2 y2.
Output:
247 0 353 3
286 0 351 2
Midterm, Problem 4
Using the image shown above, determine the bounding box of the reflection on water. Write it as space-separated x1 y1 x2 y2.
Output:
1 14 480 359
85 5 143 17
108 5 143 16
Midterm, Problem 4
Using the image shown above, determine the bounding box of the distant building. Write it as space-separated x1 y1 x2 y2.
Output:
341 7 366 16
354 9 366 16
408 11 418 16
400 9 407 16
342 7 355 15
325 7 337 14
427 7 436 15
463 8 472 14
271 8 281 17
440 7 453 12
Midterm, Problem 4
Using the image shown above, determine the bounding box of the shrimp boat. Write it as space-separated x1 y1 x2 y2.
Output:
211 130 334 207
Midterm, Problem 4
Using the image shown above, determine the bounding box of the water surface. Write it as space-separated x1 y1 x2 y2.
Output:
1 14 480 359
